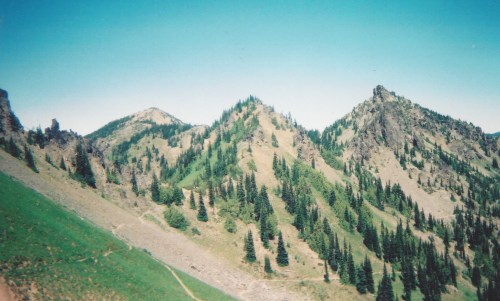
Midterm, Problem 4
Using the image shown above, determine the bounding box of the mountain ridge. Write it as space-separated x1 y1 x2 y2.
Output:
0 86 498 301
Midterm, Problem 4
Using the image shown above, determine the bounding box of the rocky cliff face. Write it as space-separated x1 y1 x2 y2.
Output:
372 85 397 103
335 86 498 164
0 89 23 136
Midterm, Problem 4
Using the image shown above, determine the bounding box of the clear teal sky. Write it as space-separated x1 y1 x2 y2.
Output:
0 0 499 134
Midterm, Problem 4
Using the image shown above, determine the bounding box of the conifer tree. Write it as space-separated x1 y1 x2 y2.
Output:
276 231 289 266
208 181 215 207
414 204 421 229
237 176 246 208
377 264 395 301
205 158 211 178
59 157 67 170
340 258 350 284
197 194 208 222
328 190 336 206
35 127 45 148
401 256 415 300
7 137 21 158
24 145 38 173
75 142 96 188
449 261 457 287
45 153 52 165
131 169 139 196
471 266 481 287
264 255 273 273
150 173 160 203
271 132 279 147
260 209 270 248
328 233 338 271
347 245 356 284
417 263 428 298
324 259 330 283
173 186 184 206
189 190 196 210
364 255 375 293
272 152 279 174
245 230 256 263
227 179 235 198
357 264 367 294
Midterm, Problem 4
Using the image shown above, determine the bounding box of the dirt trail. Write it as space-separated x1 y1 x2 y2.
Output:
164 264 203 301
0 151 308 301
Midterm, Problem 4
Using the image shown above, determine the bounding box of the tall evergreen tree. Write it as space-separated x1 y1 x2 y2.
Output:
24 145 38 173
245 230 256 263
237 176 246 208
260 209 270 248
74 143 96 188
377 264 395 301
227 179 235 198
59 157 67 170
471 266 481 288
272 152 279 174
150 173 160 202
328 233 338 271
328 190 337 206
131 169 139 196
7 137 21 158
189 190 197 210
173 186 184 206
364 255 375 293
347 246 357 284
449 261 457 287
265 256 273 273
35 127 45 148
401 256 415 300
197 194 208 222
208 181 215 207
357 265 367 294
45 153 53 165
324 259 330 283
276 231 289 266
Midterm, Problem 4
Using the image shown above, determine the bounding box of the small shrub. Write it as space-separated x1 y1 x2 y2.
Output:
247 160 257 172
164 207 189 231
224 217 237 233
271 133 279 147
191 227 201 235
271 117 281 130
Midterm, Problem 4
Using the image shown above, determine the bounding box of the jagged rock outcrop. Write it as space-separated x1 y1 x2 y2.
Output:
0 88 23 136
372 85 396 103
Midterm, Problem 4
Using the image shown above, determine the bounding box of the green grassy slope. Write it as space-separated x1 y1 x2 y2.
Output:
0 171 235 301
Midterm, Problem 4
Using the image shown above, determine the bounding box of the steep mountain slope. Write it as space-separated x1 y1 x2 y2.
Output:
0 95 306 301
308 86 499 300
312 85 499 219
0 170 235 301
1 87 498 301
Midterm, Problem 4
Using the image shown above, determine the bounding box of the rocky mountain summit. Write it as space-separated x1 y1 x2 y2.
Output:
1 86 498 301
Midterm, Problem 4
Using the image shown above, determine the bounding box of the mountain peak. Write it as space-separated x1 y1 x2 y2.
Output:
132 107 183 125
0 88 8 99
372 85 396 102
